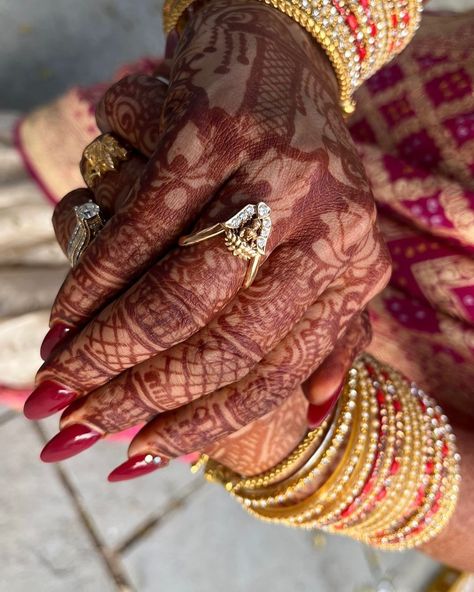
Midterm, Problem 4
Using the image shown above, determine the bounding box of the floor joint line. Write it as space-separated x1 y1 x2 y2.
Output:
33 421 136 592
115 478 206 555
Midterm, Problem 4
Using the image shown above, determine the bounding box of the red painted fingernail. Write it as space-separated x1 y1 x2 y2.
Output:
23 380 77 420
40 424 102 463
307 390 342 428
108 453 169 482
40 324 73 361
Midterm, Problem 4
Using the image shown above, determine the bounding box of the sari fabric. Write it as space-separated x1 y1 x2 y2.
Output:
349 12 474 415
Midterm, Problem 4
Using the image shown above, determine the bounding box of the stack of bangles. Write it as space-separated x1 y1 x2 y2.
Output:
193 355 460 550
163 0 423 114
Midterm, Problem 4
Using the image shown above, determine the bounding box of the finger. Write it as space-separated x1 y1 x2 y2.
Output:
52 242 334 428
52 188 95 256
303 311 371 428
51 73 166 303
43 293 346 471
81 74 168 215
38 185 296 392
49 101 242 329
114 292 362 473
95 74 168 156
304 311 371 405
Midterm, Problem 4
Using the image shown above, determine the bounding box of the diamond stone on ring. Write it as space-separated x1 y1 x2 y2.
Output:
66 201 105 267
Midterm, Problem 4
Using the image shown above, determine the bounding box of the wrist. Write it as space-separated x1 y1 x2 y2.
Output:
206 388 308 476
182 0 341 107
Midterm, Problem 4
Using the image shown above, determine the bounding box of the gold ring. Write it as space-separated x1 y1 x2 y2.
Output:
80 133 130 189
66 201 105 267
179 202 272 289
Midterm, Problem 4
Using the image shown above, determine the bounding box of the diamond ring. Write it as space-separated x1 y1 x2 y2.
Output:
66 201 105 267
179 202 272 289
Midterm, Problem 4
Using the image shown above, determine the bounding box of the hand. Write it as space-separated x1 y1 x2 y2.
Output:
26 0 390 476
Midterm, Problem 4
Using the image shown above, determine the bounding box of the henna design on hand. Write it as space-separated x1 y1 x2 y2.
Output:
42 0 391 473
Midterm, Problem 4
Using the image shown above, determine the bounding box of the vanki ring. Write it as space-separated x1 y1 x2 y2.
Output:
179 202 272 289
81 133 130 189
66 201 105 267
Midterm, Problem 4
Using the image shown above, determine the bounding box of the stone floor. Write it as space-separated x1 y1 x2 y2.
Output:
0 0 473 590
0 407 443 592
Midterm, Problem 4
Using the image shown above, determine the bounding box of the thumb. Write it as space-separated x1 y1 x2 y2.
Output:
302 311 372 427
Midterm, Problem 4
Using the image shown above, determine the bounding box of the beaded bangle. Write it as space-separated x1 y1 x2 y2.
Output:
196 354 461 551
162 0 423 114
316 369 393 527
342 383 422 533
199 412 333 494
232 391 352 508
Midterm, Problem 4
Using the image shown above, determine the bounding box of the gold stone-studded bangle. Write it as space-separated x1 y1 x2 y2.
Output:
162 0 423 114
195 355 461 551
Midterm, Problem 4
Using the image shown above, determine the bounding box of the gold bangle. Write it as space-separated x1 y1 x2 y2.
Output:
199 354 461 551
232 390 352 507
201 413 332 493
162 0 423 115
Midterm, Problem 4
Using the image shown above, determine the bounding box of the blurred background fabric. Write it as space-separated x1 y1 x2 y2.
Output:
0 1 473 591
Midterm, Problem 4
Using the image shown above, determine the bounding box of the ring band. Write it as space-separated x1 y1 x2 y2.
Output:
81 133 130 189
179 202 272 289
66 201 105 267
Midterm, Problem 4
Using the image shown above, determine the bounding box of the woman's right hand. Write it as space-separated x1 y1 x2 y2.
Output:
28 0 391 468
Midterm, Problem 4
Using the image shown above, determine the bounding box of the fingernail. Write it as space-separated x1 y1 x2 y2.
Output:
307 390 342 428
23 380 77 420
40 424 102 463
165 29 179 60
108 453 169 482
40 324 73 361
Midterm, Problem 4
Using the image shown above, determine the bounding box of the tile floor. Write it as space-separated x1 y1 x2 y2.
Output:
0 407 442 592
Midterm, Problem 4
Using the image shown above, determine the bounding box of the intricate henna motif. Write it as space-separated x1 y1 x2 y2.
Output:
95 74 168 157
45 0 391 473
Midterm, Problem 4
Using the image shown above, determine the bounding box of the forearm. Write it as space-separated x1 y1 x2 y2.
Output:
422 422 474 572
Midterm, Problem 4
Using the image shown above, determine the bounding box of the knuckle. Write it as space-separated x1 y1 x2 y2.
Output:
228 372 296 425
52 189 84 229
100 74 143 113
98 74 163 137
